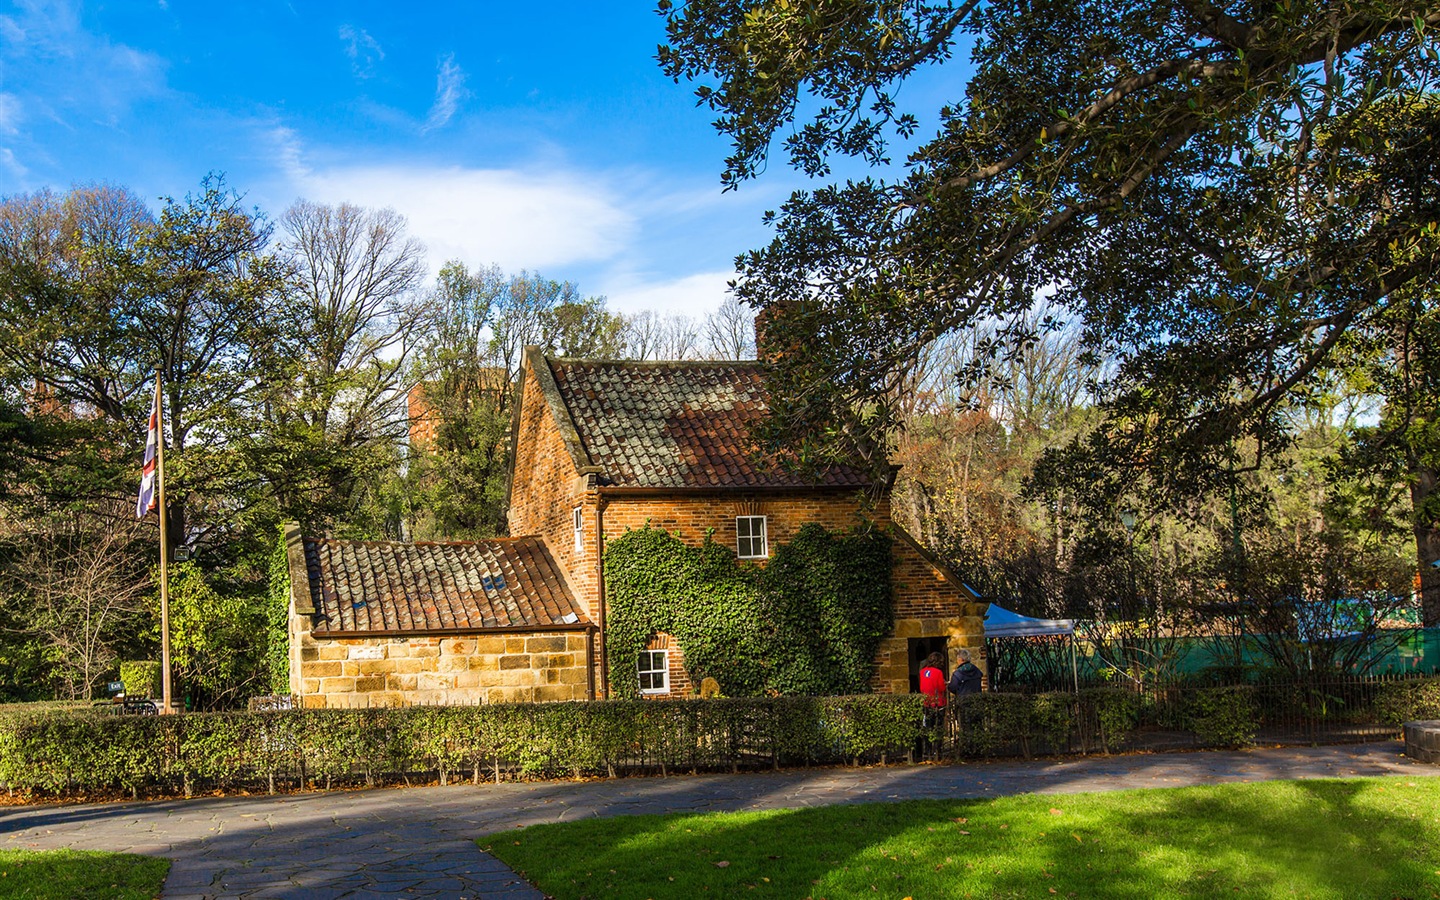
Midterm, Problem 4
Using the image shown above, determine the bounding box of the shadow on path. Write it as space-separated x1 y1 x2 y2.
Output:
1 742 1430 899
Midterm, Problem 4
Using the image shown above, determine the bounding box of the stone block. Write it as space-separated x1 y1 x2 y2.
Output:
474 636 507 655
445 639 476 655
559 666 589 685
525 636 567 653
353 676 385 692
1404 721 1440 764
410 645 440 658
300 648 319 662
387 673 419 692
317 645 349 661
371 692 407 708
499 654 532 670
306 661 343 679
502 668 537 687
892 618 923 638
349 644 386 660
301 694 327 709
301 678 322 693
452 671 483 689
326 692 370 709
536 653 574 669
469 655 499 671
386 658 425 675
535 684 576 703
437 655 470 674
505 637 527 653
319 677 356 693
567 635 588 651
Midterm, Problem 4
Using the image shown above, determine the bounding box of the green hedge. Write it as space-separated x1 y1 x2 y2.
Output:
7 677 1438 799
0 696 930 798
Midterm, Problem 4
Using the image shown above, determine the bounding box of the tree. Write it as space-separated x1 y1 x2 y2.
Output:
0 517 150 699
703 296 757 360
407 261 514 539
661 0 1440 612
256 200 429 535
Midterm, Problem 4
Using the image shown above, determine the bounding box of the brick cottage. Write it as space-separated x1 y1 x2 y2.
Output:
285 347 988 707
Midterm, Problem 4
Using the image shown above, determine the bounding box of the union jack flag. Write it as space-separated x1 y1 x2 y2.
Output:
136 383 159 518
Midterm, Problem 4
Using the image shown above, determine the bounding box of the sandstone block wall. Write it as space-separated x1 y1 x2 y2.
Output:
869 613 988 694
289 606 592 708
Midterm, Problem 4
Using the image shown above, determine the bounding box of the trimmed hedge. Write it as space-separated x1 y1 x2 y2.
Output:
0 696 929 799
6 677 1438 799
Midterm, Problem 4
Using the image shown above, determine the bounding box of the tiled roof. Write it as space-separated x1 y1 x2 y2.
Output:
547 358 870 489
303 536 587 634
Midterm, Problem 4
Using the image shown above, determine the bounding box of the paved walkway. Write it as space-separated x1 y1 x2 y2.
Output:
2 742 1434 899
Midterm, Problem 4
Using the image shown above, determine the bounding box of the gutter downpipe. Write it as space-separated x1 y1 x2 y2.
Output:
595 493 609 699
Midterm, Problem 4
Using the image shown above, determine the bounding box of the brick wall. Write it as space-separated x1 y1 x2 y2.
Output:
599 490 885 555
507 361 596 617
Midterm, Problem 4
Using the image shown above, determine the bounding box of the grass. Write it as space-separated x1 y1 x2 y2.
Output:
0 849 169 900
484 776 1440 899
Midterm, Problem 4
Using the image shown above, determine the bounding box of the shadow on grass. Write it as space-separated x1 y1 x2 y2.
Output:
488 778 1440 899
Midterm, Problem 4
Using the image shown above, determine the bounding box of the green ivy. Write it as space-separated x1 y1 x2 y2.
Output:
604 523 893 699
265 531 291 694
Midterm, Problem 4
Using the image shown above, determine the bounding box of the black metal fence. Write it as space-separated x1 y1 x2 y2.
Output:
942 673 1438 758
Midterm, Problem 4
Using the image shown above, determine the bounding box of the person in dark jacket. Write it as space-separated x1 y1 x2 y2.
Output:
948 648 983 698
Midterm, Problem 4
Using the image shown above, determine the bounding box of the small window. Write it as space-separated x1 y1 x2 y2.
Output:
573 506 584 553
637 649 669 694
736 515 768 559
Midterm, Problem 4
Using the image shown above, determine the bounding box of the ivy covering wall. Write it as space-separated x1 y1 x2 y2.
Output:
604 523 893 698
265 533 291 695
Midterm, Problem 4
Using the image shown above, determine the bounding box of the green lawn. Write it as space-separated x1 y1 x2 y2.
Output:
0 849 169 900
484 777 1440 899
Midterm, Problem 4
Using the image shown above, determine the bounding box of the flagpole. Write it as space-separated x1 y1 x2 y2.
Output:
155 374 174 715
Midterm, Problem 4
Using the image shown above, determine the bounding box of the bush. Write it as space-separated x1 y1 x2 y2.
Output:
118 661 161 699
1372 678 1440 727
1077 687 1140 753
1186 685 1259 748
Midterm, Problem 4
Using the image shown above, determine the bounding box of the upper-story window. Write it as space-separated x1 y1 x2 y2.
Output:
573 506 584 554
736 515 768 559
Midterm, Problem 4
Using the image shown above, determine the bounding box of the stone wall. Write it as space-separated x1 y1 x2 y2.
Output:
289 606 592 708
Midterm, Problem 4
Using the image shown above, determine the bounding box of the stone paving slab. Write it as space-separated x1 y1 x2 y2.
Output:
1 742 1434 898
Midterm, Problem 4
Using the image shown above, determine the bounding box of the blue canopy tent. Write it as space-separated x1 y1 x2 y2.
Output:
983 604 1080 691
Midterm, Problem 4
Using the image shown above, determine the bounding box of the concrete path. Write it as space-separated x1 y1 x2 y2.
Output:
2 742 1434 899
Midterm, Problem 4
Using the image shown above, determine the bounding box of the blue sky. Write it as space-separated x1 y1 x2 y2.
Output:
0 1 956 316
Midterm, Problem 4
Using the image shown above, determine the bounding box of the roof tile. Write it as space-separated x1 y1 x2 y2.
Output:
548 358 869 489
303 536 587 635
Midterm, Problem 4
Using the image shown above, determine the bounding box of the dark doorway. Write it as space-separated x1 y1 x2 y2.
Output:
907 637 950 693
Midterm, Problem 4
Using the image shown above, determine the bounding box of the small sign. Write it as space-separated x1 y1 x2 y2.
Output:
107 680 125 694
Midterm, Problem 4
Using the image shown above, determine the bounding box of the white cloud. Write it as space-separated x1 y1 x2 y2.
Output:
0 93 21 135
0 147 27 180
0 0 167 126
423 54 467 132
338 24 383 78
595 270 735 317
292 163 635 273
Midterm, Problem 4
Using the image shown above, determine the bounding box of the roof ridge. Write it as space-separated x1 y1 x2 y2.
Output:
549 356 762 368
304 535 542 547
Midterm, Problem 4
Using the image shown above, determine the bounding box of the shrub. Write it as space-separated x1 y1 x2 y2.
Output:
1186 685 1259 748
1077 687 1140 753
1371 678 1440 727
118 661 161 699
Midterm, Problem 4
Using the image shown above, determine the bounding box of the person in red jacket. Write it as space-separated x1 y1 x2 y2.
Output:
919 650 948 732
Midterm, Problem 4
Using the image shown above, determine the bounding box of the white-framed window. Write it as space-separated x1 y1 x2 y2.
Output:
736 515 768 559
637 649 669 694
573 506 584 554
